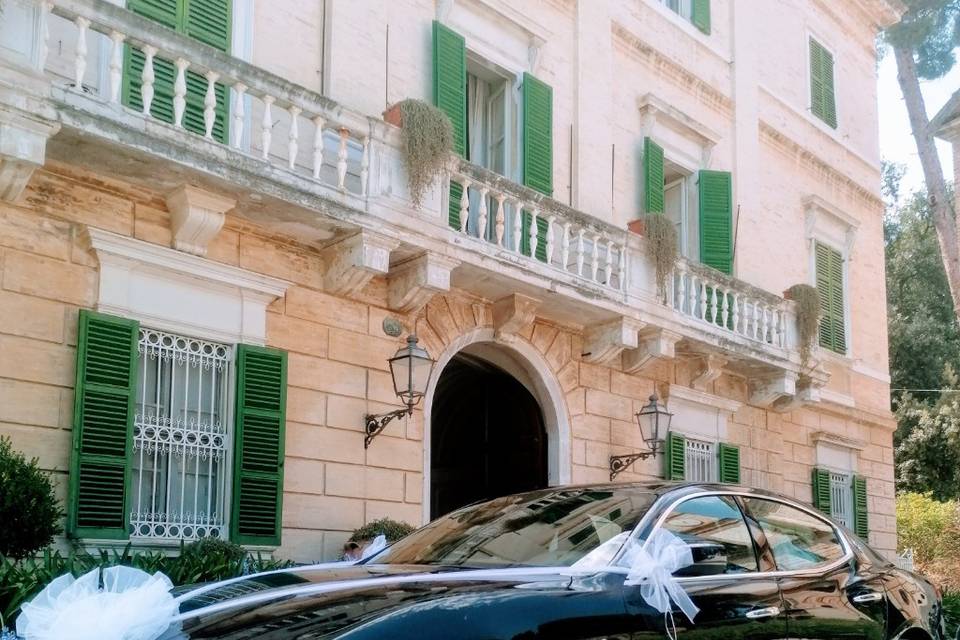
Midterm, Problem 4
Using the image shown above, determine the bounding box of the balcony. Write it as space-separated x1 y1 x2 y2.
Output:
0 0 827 409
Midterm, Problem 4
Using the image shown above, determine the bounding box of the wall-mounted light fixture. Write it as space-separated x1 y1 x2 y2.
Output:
609 394 672 480
364 335 435 448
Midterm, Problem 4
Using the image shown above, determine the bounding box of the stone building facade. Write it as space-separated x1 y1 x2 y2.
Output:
0 0 902 561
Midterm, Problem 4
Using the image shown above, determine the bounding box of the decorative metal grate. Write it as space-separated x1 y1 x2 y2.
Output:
130 329 232 541
829 472 853 528
684 438 717 483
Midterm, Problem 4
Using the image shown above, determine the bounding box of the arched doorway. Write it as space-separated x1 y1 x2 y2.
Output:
430 352 548 517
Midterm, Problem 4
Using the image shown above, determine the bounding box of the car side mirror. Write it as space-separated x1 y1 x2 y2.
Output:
672 541 728 577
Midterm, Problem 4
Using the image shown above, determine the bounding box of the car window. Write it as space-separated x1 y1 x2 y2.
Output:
658 495 758 575
743 497 845 571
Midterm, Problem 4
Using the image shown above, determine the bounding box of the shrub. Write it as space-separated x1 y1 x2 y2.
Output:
0 437 62 560
944 589 960 639
896 492 960 567
350 518 415 543
170 538 246 585
394 99 454 208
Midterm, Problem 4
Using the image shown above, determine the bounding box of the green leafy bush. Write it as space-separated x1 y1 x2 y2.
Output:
171 538 246 585
896 492 960 567
0 437 62 560
943 589 960 639
350 518 415 543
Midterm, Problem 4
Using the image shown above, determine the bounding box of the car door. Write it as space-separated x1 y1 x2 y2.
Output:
740 497 887 640
621 493 788 639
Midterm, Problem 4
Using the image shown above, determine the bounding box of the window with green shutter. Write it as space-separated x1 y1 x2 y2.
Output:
809 38 837 129
123 0 231 143
68 310 140 540
812 467 832 515
691 0 711 34
852 475 868 539
815 241 846 354
698 169 733 275
718 443 740 484
643 137 664 215
519 71 553 261
432 21 467 230
663 431 686 481
231 344 288 546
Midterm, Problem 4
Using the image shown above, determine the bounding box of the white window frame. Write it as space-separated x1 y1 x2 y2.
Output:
130 327 235 542
684 437 717 482
661 0 693 21
805 31 840 132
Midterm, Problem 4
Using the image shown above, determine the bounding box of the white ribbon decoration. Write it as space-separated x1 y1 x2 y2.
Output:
620 528 699 627
16 566 176 640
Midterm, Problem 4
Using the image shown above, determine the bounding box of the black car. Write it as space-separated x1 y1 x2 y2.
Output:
162 482 945 639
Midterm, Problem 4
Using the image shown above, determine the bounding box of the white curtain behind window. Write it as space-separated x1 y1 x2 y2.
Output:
467 74 489 238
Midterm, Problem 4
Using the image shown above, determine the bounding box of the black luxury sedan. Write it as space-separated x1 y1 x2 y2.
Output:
161 483 945 639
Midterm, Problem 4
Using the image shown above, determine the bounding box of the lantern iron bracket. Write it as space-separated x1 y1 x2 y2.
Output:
364 406 412 449
609 449 661 481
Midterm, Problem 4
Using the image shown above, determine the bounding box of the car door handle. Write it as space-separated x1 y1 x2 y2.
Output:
852 592 884 604
745 606 781 620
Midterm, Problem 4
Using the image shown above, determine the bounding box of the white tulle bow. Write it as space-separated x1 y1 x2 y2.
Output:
621 528 699 625
16 566 176 640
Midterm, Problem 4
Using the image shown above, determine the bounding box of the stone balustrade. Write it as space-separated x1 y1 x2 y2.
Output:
448 161 628 293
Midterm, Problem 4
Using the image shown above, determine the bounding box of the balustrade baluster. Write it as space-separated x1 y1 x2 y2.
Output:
230 83 245 148
618 243 627 292
771 308 780 345
38 1 52 70
605 240 614 284
337 127 349 190
286 105 300 168
751 301 760 340
761 306 770 342
529 209 540 257
108 31 125 103
260 95 274 159
709 286 718 324
576 229 585 276
203 71 220 139
73 16 90 89
699 279 708 321
311 115 324 177
561 223 571 271
721 288 730 327
477 189 488 239
588 233 598 281
361 136 370 196
495 195 506 247
546 217 556 264
173 58 189 128
732 294 740 334
512 200 522 251
460 180 471 234
141 46 158 117
676 268 686 312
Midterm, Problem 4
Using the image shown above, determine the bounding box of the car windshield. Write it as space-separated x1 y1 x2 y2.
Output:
367 487 656 568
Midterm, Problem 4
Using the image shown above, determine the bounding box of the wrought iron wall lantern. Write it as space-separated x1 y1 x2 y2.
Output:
609 394 672 480
364 335 435 448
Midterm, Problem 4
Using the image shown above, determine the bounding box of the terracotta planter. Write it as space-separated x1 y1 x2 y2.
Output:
627 218 645 236
383 103 403 127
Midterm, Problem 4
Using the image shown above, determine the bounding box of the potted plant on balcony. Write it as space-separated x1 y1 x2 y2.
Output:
635 214 679 303
784 284 821 372
383 99 453 208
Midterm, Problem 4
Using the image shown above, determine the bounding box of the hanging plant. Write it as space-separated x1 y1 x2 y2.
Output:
642 214 679 303
785 283 821 372
385 99 454 208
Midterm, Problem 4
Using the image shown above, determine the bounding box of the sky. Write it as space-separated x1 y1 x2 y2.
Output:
877 49 960 195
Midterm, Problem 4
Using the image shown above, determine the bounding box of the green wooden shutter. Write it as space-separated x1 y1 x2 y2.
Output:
691 0 711 35
811 467 832 515
68 310 139 540
718 443 740 484
123 0 230 143
698 170 733 274
643 137 664 215
522 72 553 196
231 344 288 546
810 39 837 129
432 20 466 229
664 432 686 481
815 241 846 353
853 475 869 538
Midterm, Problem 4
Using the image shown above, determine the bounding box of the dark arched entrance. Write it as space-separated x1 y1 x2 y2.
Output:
430 352 548 517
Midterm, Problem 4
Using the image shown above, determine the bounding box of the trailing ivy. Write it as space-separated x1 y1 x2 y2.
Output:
786 283 820 372
643 214 679 303
396 99 454 208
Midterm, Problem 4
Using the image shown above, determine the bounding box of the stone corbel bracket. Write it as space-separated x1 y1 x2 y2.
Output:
690 353 728 391
493 293 540 343
622 328 681 375
582 317 644 365
0 105 60 202
749 371 799 409
772 377 824 413
322 230 399 297
388 252 461 313
165 185 236 256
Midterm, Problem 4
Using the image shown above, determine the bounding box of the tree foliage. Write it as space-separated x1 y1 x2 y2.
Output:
884 0 960 80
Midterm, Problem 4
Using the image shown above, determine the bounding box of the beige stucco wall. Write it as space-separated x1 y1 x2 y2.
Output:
0 164 897 560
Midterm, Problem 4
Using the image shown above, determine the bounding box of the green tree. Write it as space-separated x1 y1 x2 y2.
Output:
896 371 960 499
884 1 960 329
